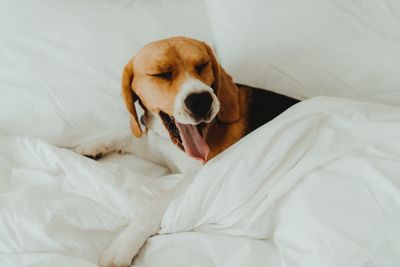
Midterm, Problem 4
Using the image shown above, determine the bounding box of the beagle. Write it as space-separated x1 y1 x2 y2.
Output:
76 37 298 267
121 36 299 162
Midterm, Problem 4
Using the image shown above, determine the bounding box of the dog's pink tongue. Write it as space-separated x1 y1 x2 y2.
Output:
175 122 210 162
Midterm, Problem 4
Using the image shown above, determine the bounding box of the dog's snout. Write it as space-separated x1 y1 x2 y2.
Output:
184 92 213 118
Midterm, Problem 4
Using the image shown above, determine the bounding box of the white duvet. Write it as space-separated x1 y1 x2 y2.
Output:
2 97 400 267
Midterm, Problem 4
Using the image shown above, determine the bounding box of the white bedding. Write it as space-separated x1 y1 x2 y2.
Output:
2 97 400 267
207 0 400 106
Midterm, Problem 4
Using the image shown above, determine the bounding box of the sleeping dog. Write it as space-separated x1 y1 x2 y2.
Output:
76 37 298 267
121 36 298 162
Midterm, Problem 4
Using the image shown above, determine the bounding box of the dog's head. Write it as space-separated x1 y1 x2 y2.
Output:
122 37 240 162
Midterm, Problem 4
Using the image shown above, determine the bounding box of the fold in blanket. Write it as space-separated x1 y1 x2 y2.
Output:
160 97 400 266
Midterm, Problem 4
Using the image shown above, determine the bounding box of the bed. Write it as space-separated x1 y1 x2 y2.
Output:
2 1 400 267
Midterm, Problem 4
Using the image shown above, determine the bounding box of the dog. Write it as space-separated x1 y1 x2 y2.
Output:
75 37 298 267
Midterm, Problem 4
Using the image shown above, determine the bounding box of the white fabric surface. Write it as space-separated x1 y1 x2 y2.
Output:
135 232 279 267
0 135 176 266
206 0 400 105
160 97 400 267
0 0 213 147
2 97 400 266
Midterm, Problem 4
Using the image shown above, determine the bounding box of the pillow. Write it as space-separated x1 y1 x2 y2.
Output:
0 0 213 147
206 0 400 105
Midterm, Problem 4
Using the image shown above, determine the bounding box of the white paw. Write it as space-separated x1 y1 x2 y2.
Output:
100 233 146 267
74 141 110 160
99 195 165 267
73 133 132 160
116 148 127 155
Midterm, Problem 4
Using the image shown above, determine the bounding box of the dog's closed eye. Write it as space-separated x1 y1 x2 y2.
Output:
195 61 209 74
150 71 172 80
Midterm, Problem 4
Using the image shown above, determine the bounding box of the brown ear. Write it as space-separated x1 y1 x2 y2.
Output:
204 43 240 123
122 59 143 137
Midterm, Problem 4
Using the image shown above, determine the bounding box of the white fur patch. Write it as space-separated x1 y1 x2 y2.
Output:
142 109 170 139
73 133 133 158
99 201 166 267
174 78 220 125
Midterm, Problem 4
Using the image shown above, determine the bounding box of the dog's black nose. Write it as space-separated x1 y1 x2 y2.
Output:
184 92 213 118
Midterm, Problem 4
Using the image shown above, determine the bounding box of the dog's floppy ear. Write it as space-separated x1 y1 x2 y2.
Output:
122 59 143 137
204 43 240 123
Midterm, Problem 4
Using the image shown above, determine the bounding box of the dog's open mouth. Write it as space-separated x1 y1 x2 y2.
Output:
159 111 210 162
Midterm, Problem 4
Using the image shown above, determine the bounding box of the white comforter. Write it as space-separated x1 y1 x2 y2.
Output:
2 97 400 267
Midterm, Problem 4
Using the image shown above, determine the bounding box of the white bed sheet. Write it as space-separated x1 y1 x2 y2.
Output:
2 97 400 267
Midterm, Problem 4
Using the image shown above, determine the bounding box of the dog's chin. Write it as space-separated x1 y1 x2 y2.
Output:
159 111 211 162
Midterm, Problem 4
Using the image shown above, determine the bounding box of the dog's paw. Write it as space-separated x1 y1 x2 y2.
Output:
74 142 110 160
116 148 127 155
73 133 133 160
99 233 145 267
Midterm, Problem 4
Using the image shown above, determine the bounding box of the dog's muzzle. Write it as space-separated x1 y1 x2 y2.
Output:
161 78 220 162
